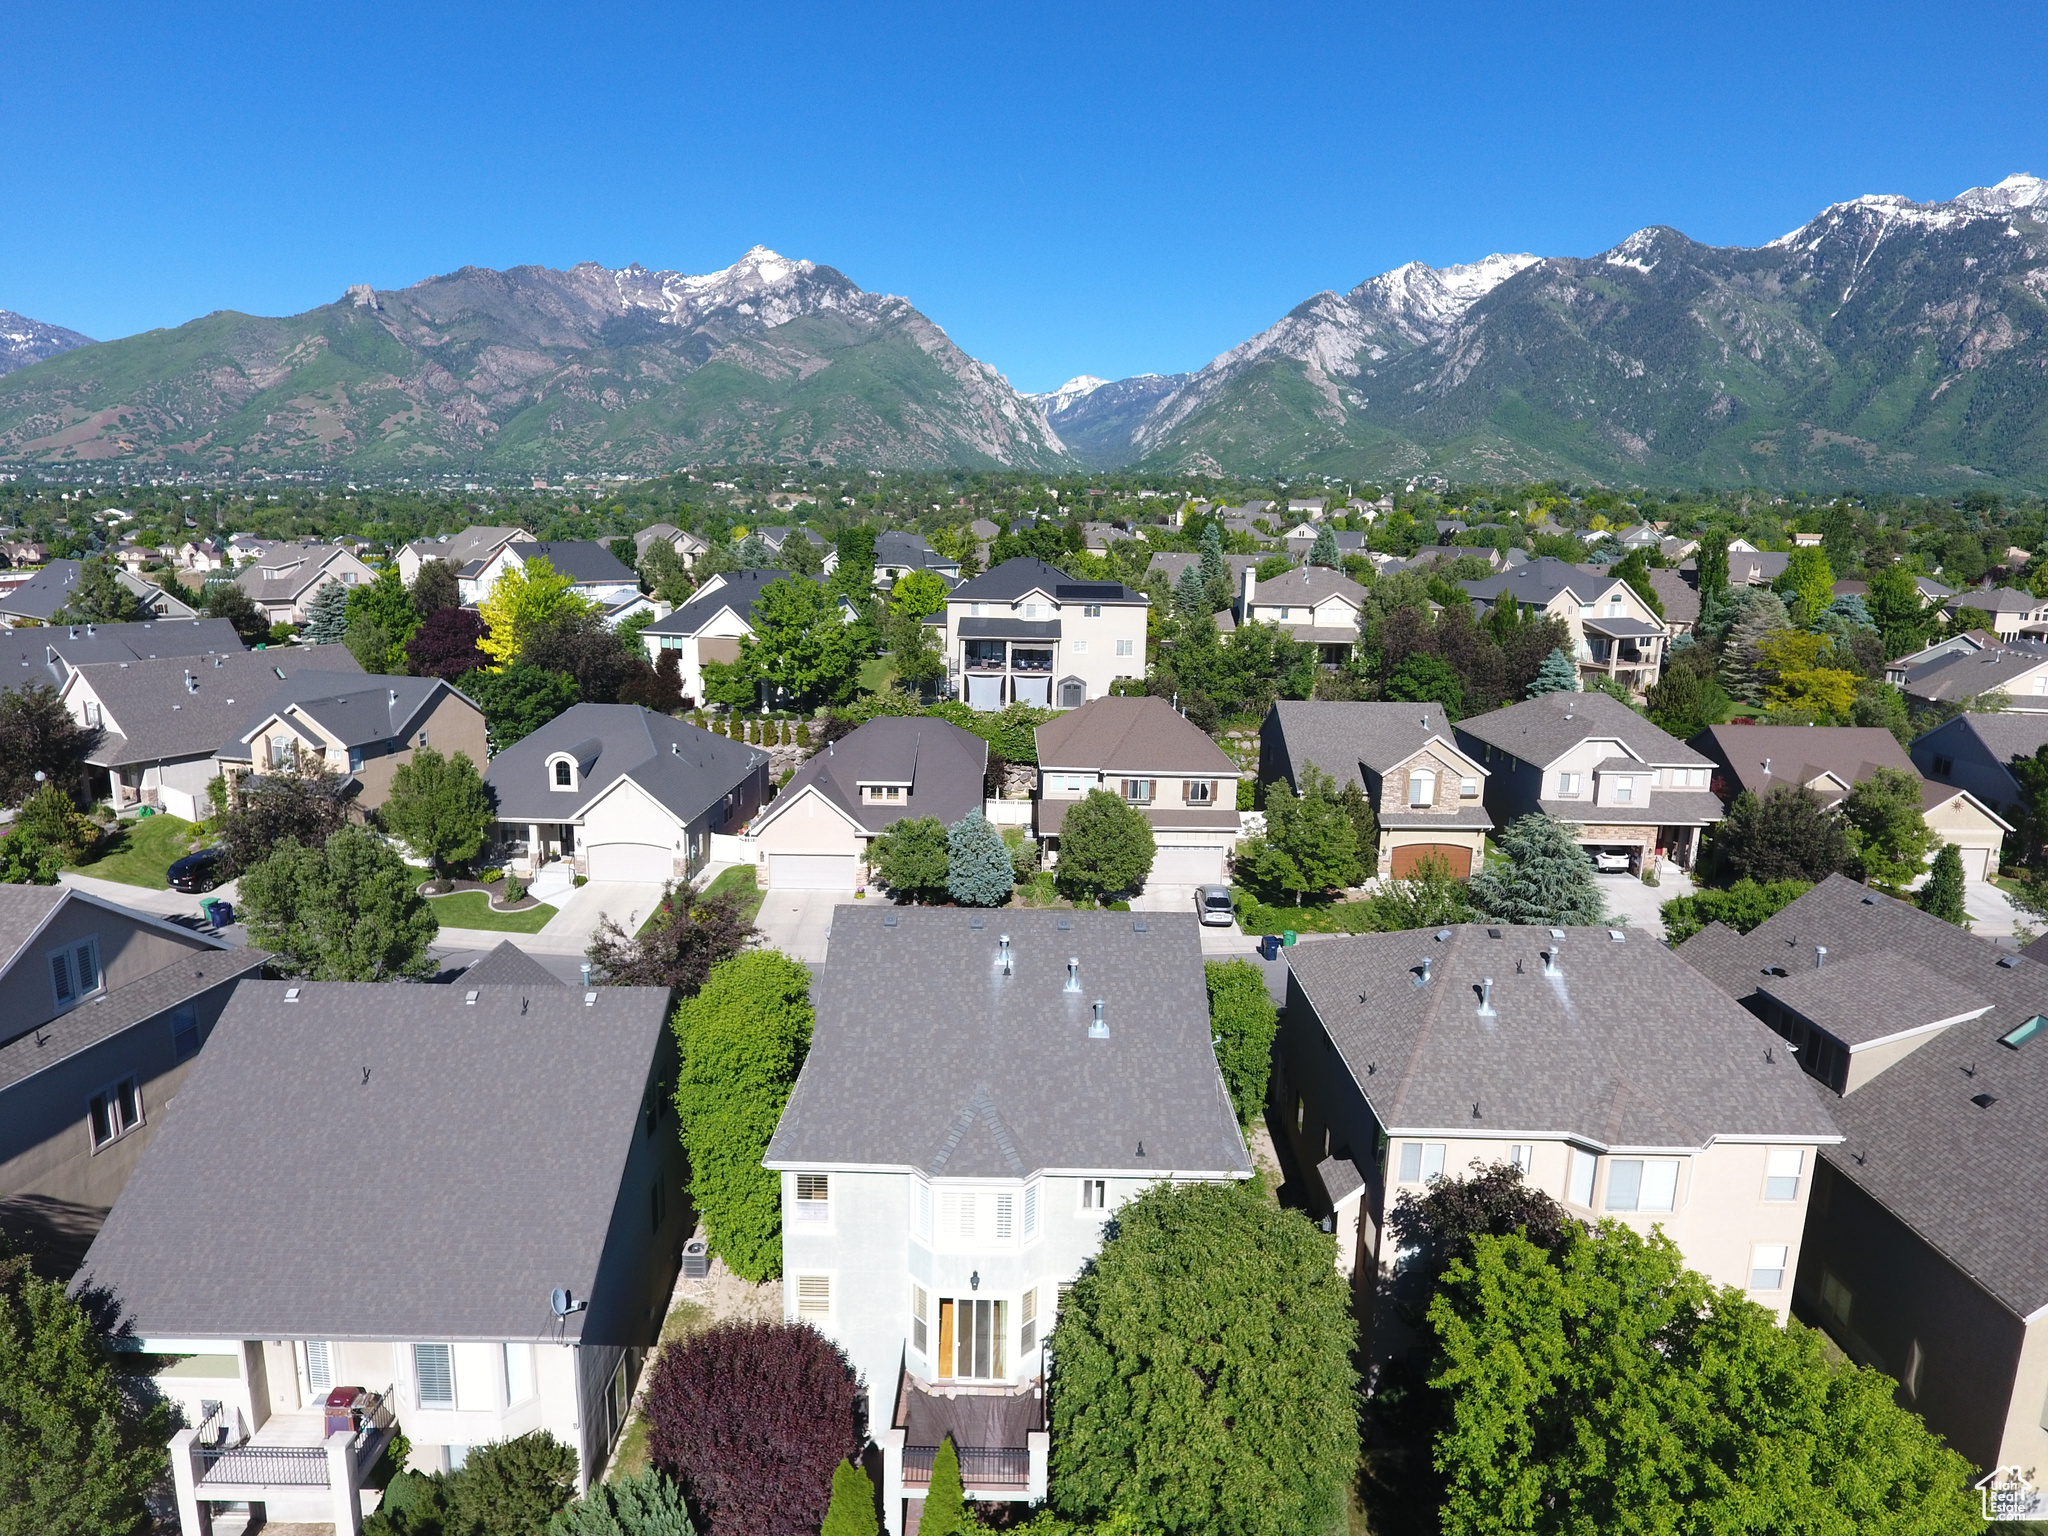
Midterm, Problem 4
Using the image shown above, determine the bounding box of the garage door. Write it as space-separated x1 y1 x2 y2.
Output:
1391 843 1472 878
585 843 675 882
1959 844 1994 881
767 853 859 890
1150 845 1227 885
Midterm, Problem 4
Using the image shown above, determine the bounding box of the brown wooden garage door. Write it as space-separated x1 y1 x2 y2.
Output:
1391 843 1472 878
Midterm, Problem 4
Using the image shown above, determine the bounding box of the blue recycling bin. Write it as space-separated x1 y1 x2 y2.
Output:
207 901 233 930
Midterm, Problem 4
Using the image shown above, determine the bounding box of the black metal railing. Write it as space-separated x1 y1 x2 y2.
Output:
197 1442 330 1488
903 1446 1030 1489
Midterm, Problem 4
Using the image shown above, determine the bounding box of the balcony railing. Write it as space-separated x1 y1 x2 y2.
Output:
192 1386 394 1490
903 1446 1031 1489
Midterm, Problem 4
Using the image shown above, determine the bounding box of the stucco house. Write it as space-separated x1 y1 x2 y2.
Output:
76 979 682 1533
637 569 854 707
0 557 201 625
944 559 1148 711
1223 566 1363 664
874 531 960 586
1460 557 1668 693
1677 877 2048 1474
1894 640 2048 713
1943 586 2048 638
394 526 532 586
1279 923 1840 1360
482 703 769 883
749 716 987 891
465 540 639 612
0 885 267 1275
1259 701 1492 878
632 524 709 569
1455 691 1722 870
765 908 1251 1536
1913 712 2048 829
1033 696 1241 886
2 616 243 697
233 544 378 625
216 673 486 813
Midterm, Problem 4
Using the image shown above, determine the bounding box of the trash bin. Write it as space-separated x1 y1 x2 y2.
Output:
682 1238 709 1279
1282 930 1298 946
208 901 233 929
137 806 154 818
1259 934 1279 961
198 898 218 926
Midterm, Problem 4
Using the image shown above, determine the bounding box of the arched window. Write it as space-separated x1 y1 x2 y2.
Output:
1407 769 1436 808
555 760 572 786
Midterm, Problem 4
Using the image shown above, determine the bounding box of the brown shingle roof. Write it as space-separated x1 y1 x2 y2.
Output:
1034 696 1237 775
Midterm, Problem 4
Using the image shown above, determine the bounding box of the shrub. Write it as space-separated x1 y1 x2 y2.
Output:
1467 814 1607 926
644 1322 861 1536
921 1439 968 1536
547 1469 694 1535
1659 878 1812 944
587 875 756 994
1053 790 1155 902
1205 959 1277 1124
870 816 948 902
946 811 1014 906
445 1432 579 1536
818 1460 878 1536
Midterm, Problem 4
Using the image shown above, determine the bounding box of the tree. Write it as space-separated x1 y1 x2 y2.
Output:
1606 548 1663 618
1917 843 1968 926
1700 786 1853 887
346 568 423 669
586 875 757 993
739 578 865 708
643 1320 861 1536
1428 1222 1980 1536
302 579 351 645
406 606 489 679
444 1431 579 1536
1696 530 1729 598
1335 778 1377 868
1865 563 1929 659
1387 1162 1575 1309
521 607 642 703
1053 788 1155 903
1659 878 1813 944
1467 815 1608 926
1524 646 1578 697
1367 852 1475 929
817 1462 877 1536
0 684 97 806
1849 678 1914 748
617 650 685 714
1721 589 1794 704
380 747 494 876
1841 766 1938 894
1777 545 1836 624
1386 652 1465 717
203 581 269 645
52 558 143 625
547 1469 694 1536
0 1232 175 1536
1307 524 1339 567
1242 765 1361 903
1644 651 1726 738
1049 1182 1358 1536
946 811 1013 906
1206 959 1277 1125
1174 560 1210 621
890 570 949 620
237 826 440 980
12 781 99 861
345 618 396 674
870 816 949 902
216 764 349 876
0 824 64 884
409 557 460 619
1760 631 1859 718
478 556 590 669
463 664 580 753
671 951 814 1280
921 1439 968 1536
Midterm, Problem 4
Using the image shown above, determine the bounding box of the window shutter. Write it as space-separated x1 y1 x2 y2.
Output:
995 1194 1014 1240
1022 1184 1039 1237
74 943 97 992
306 1340 333 1393
51 952 73 1003
797 1275 831 1320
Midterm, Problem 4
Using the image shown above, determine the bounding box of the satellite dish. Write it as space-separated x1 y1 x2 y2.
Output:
549 1287 585 1318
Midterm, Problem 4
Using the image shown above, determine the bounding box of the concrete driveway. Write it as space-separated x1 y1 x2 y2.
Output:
1593 866 1693 938
521 879 671 953
755 889 849 963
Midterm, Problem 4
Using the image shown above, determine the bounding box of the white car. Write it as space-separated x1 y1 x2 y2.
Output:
1591 849 1634 873
1197 885 1237 926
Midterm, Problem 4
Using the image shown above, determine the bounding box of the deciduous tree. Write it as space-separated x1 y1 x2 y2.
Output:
1467 814 1607 926
203 581 270 645
586 876 757 994
463 664 580 753
737 578 865 708
1865 563 1929 659
380 747 494 876
1841 766 1938 894
235 826 440 981
1658 878 1813 944
870 816 949 902
217 764 349 876
1241 764 1361 903
478 556 590 669
1700 786 1852 887
1053 788 1155 902
405 606 489 679
0 684 97 806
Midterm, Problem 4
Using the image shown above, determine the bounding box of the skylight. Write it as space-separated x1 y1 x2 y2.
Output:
1999 1015 2044 1050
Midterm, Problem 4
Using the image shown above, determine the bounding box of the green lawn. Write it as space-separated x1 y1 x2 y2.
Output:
857 656 897 695
703 863 766 924
426 891 559 933
64 814 204 889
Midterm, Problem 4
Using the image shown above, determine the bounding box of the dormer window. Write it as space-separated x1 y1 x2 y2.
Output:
548 754 579 792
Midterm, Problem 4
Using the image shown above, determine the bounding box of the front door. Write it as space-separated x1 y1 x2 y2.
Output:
934 1297 1007 1380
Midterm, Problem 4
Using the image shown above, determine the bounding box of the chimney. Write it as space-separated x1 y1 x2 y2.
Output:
1477 977 1496 1016
1815 944 1827 970
1240 563 1256 618
997 934 1012 976
1090 1000 1108 1039
1065 957 1080 993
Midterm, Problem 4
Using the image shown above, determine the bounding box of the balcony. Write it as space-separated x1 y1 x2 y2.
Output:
903 1444 1031 1490
173 1390 394 1535
890 1367 1046 1502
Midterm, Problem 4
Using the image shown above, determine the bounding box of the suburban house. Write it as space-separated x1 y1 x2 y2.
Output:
631 523 709 569
1647 569 1700 637
1145 550 1264 595
233 543 378 625
875 531 961 586
1886 630 1994 682
464 540 639 611
1944 586 2048 637
76 979 682 1532
1259 701 1492 878
216 672 486 812
62 645 364 819
943 559 1148 711
1454 691 1722 870
1894 638 2048 712
637 569 854 707
1279 923 1840 1359
0 884 267 1275
0 557 200 625
1 616 244 697
395 525 533 586
1223 566 1364 664
765 908 1251 1536
1676 877 2048 1473
1287 497 1329 522
170 538 229 573
1913 712 2048 827
482 703 769 883
1283 528 1367 561
1729 549 1793 587
1033 696 1242 886
1459 557 1668 693
749 716 987 891
1693 723 2010 880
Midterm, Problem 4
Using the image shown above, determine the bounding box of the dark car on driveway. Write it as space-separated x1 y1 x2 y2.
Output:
167 847 224 893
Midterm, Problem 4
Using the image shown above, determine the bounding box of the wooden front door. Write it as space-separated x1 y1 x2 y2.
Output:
937 1300 955 1379
1390 843 1472 878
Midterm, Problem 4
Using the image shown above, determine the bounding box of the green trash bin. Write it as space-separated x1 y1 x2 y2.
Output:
1282 930 1297 946
136 805 154 818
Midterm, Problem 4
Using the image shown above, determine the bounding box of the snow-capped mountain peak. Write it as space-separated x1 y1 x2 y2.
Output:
1352 253 1540 328
1954 172 2048 213
1033 375 1112 409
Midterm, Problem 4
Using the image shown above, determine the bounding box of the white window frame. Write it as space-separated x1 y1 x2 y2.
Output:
1613 777 1634 804
87 1076 143 1151
1115 638 1135 657
548 754 579 792
1509 1144 1533 1174
1396 1142 1446 1184
1749 1243 1789 1291
1083 604 1102 617
794 1172 831 1224
1022 1182 1039 1239
1072 639 1088 653
1567 1148 1597 1207
1459 776 1480 799
49 936 103 1011
414 1343 455 1407
911 1284 929 1358
1557 772 1580 797
1080 1178 1108 1213
1407 769 1435 808
1603 1157 1679 1213
503 1342 536 1405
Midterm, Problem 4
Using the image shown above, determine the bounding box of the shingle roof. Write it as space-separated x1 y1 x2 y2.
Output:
0 618 242 693
641 569 832 637
1287 924 1839 1150
0 884 73 978
1250 567 1365 607
76 647 364 768
875 531 946 568
0 559 195 622
482 702 766 824
1919 711 2048 770
764 909 1250 1179
514 541 636 584
1455 691 1712 768
233 544 358 602
1147 552 1264 587
1460 556 1620 608
1949 586 2046 614
1034 800 1241 837
460 940 567 988
1035 696 1237 774
949 558 1143 605
754 717 986 838
1756 951 1991 1048
1693 724 1918 804
214 669 448 761
1673 875 2048 1315
1265 700 1478 790
403 526 525 569
74 980 672 1342
1900 644 2048 701
1729 550 1792 585
958 617 1061 640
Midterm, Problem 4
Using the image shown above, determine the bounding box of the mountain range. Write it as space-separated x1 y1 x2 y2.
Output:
0 310 94 377
4 173 2046 489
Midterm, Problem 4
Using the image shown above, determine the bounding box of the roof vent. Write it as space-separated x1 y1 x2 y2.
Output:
1541 948 1561 977
1089 1000 1108 1039
1998 954 2018 968
465 989 479 1005
1487 928 1502 939
183 671 197 693
1609 929 1625 942
283 986 301 1003
1549 928 1566 939
1066 957 1081 993
1056 917 1072 931
970 916 985 929
1861 894 1876 905
997 934 1012 975
1814 944 1827 969
1434 928 1450 942
671 741 679 756
1971 1092 1997 1109
882 912 898 927
1476 976 1496 1017
1132 919 1147 933
584 991 597 1006
1415 956 1434 987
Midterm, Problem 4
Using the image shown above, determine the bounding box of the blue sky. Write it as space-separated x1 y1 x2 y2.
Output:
3 0 2042 393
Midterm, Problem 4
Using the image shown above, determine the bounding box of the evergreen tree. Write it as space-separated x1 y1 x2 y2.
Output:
945 811 1014 906
408 557 461 619
1607 548 1664 617
52 558 144 625
1174 560 1209 621
921 1438 969 1536
1308 523 1339 567
1198 521 1228 609
871 816 949 902
1525 647 1579 697
302 579 351 644
1335 778 1378 870
1917 843 1969 926
1206 959 1278 1125
1849 678 1915 749
1721 590 1793 704
1696 530 1729 598
203 580 270 645
818 1461 878 1536
444 1431 579 1536
546 1469 694 1535
1865 563 1930 659
237 825 441 981
1467 814 1608 926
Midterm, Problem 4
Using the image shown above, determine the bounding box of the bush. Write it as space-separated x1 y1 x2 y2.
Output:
1205 959 1277 1124
217 763 348 877
818 1460 878 1536
547 1469 694 1535
480 867 504 884
870 816 948 902
644 1322 861 1536
446 1432 579 1536
587 875 756 994
946 811 1014 906
1659 878 1812 944
238 825 441 981
504 878 527 903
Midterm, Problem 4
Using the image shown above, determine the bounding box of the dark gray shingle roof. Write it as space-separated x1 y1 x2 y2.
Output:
641 569 833 637
1455 691 1712 769
757 716 985 838
483 702 765 824
1460 556 1619 608
460 940 567 988
77 647 363 767
214 669 449 762
516 541 636 584
0 618 242 693
1265 700 1475 789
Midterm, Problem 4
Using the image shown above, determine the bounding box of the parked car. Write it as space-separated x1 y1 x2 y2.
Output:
1591 849 1633 873
1197 885 1236 926
167 847 224 893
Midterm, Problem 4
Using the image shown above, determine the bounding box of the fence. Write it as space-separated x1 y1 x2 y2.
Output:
902 1445 1031 1489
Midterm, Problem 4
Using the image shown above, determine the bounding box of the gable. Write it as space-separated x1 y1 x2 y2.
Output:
578 773 691 838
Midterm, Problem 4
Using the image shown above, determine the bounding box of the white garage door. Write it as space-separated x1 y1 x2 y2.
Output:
585 842 674 882
1150 845 1227 885
1959 844 1994 881
767 853 859 890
